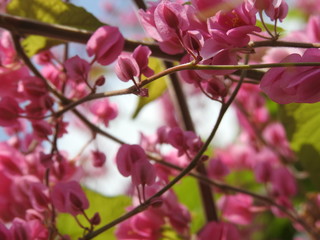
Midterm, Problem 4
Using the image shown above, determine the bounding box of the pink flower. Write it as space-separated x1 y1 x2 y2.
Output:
198 221 240 240
153 0 189 41
271 167 297 197
131 160 156 187
132 45 154 77
115 211 162 240
250 0 288 21
0 66 29 98
64 55 90 83
34 50 53 65
31 121 53 140
0 30 16 66
0 97 22 127
260 48 320 104
115 55 140 82
115 144 148 177
254 160 273 183
10 218 31 240
90 99 118 127
208 157 230 179
21 76 48 99
51 181 89 216
91 150 106 168
0 221 11 240
115 45 153 83
218 194 254 225
86 26 124 65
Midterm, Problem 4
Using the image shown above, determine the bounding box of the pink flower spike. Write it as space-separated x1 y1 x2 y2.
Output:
116 144 148 177
86 26 124 65
0 96 22 127
115 55 140 82
91 150 106 168
132 45 154 77
51 181 89 216
64 55 90 83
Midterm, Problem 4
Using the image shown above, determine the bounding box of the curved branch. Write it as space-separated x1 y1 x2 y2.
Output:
0 14 182 61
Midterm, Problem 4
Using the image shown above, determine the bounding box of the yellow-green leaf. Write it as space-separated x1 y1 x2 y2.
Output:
132 58 168 119
280 103 320 190
173 176 204 233
7 0 104 56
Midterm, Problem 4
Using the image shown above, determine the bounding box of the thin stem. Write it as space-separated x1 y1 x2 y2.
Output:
259 11 275 39
53 60 320 117
10 33 68 102
164 61 218 222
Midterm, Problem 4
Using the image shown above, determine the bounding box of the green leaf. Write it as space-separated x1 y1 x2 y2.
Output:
57 188 131 240
255 20 285 34
280 103 320 190
7 0 104 56
173 176 205 233
132 58 168 119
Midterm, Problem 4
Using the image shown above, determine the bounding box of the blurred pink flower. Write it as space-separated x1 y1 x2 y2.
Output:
86 26 124 65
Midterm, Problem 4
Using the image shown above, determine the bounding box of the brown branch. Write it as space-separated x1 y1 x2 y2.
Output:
0 14 182 61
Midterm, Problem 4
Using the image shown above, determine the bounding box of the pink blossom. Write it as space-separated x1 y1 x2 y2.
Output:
90 99 118 127
0 30 16 66
32 121 53 140
153 0 189 41
11 218 31 240
115 55 140 82
51 181 89 216
207 2 260 48
296 0 320 16
41 64 66 90
21 76 48 99
0 97 22 127
260 48 320 104
0 221 11 240
198 221 240 240
306 15 320 42
254 160 273 183
271 167 297 197
115 144 148 177
64 55 90 83
86 26 124 65
132 45 154 77
131 160 156 187
0 66 29 98
208 157 230 179
116 211 162 240
218 193 254 225
250 0 288 21
34 50 53 65
262 122 293 159
204 77 228 99
91 150 106 167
